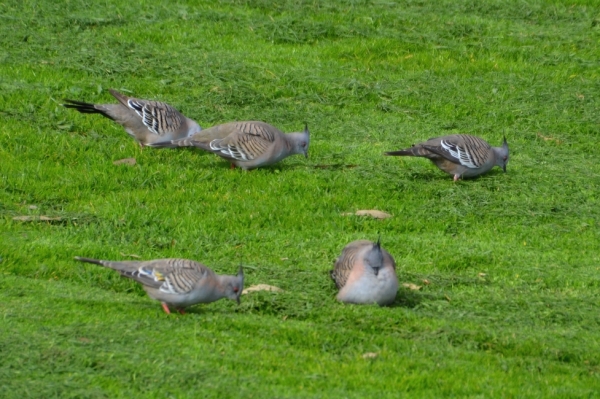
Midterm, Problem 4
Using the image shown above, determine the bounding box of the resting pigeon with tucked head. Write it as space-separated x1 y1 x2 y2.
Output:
63 89 202 148
385 134 509 181
74 257 244 314
330 239 398 306
148 121 310 170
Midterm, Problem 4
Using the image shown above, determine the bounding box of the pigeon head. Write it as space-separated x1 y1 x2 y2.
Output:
225 265 244 304
290 123 310 158
494 136 510 172
364 238 384 276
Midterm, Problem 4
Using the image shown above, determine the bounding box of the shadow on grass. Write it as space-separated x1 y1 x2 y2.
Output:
395 169 446 182
387 166 508 183
311 163 359 170
70 298 155 313
149 147 210 156
238 163 313 173
150 147 359 172
390 290 448 308
70 297 236 317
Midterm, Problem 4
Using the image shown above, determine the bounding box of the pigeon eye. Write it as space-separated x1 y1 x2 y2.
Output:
233 287 239 293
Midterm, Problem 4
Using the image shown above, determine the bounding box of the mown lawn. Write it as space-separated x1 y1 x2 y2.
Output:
1 0 599 397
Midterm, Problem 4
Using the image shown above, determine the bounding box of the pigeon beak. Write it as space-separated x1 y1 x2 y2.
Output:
236 265 244 304
303 122 310 159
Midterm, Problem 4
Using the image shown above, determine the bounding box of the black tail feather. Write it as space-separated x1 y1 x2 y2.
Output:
384 149 413 156
63 99 112 119
74 256 106 266
146 140 179 148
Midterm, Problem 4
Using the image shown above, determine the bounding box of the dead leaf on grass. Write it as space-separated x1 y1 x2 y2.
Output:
113 158 136 166
536 133 561 144
343 210 392 219
242 284 284 295
362 352 378 359
119 253 142 259
13 215 62 222
402 283 422 291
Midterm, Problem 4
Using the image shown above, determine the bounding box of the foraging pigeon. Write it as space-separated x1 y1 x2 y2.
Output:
149 121 309 170
385 134 509 181
63 89 201 147
74 257 243 314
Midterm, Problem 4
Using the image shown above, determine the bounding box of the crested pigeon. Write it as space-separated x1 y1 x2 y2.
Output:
385 134 509 181
74 257 244 314
148 121 310 170
330 239 398 306
63 89 202 147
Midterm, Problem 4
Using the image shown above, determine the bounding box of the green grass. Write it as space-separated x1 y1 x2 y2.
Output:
1 0 600 397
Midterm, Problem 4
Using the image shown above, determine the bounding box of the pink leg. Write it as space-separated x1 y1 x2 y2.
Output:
161 302 171 314
453 174 460 182
177 308 186 315
230 163 236 170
